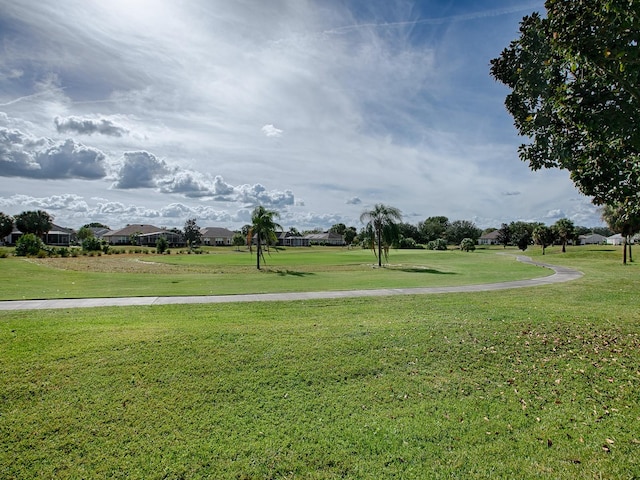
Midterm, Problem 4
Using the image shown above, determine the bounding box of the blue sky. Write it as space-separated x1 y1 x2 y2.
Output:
0 0 604 231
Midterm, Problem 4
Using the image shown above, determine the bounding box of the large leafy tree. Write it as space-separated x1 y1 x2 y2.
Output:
490 2 640 215
250 206 282 270
360 204 403 267
14 210 53 238
418 216 449 243
509 221 536 251
445 220 482 245
183 218 202 249
602 203 640 264
553 218 575 253
0 212 14 241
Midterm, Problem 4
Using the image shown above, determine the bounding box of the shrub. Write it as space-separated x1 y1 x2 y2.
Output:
460 237 476 252
156 236 169 254
0 249 9 258
15 234 44 256
398 237 416 249
82 237 102 252
57 247 70 257
426 239 448 251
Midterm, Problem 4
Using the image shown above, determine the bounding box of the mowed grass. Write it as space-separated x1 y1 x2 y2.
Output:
0 247 548 300
1 246 639 478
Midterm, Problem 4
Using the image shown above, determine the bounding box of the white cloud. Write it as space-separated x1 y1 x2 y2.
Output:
0 127 108 180
112 151 171 189
261 124 283 138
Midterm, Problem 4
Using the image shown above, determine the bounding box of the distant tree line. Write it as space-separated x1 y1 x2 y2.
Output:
3 207 636 264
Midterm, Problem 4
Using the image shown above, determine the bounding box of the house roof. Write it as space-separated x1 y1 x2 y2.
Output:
579 233 606 239
10 223 74 235
479 230 500 240
89 227 111 237
304 232 344 240
201 227 235 237
103 224 163 237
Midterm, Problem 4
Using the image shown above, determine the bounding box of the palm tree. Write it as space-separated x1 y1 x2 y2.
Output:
602 203 640 264
360 203 403 267
533 225 555 255
553 218 575 253
249 206 282 270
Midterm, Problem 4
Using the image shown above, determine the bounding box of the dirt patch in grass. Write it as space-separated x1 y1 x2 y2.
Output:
28 256 211 274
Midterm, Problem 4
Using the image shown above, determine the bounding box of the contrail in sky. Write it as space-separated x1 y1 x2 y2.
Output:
323 3 543 34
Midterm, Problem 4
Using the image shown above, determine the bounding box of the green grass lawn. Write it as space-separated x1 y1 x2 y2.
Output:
1 246 639 478
0 246 549 300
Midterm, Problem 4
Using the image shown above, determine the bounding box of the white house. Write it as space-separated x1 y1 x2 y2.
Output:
200 227 235 246
478 230 501 245
607 234 625 245
578 233 607 245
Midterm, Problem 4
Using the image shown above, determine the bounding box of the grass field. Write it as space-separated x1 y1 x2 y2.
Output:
1 246 639 478
0 246 549 301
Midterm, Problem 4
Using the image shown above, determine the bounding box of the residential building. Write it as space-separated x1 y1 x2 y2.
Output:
478 230 501 245
201 227 235 246
304 232 346 246
103 224 184 246
4 224 75 246
578 233 607 245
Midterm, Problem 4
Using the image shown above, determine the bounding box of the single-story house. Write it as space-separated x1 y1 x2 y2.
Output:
201 227 235 246
578 233 607 245
4 224 75 246
277 232 310 247
606 234 625 245
478 230 501 245
103 224 184 246
607 233 637 246
304 232 346 246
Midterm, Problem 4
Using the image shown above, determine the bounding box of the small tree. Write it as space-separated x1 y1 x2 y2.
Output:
0 212 13 243
602 203 640 264
460 238 476 252
82 237 102 252
250 206 282 270
496 223 511 249
343 226 357 246
77 226 94 242
360 204 403 267
510 221 534 252
156 236 169 254
533 225 555 255
553 218 575 253
427 239 448 251
129 233 141 246
183 218 202 250
232 232 246 251
15 233 44 256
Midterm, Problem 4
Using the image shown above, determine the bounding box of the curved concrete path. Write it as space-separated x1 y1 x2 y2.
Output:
0 255 582 311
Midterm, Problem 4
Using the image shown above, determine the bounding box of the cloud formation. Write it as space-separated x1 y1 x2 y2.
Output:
0 1 607 230
54 116 130 137
261 124 283 138
112 151 171 189
0 127 107 180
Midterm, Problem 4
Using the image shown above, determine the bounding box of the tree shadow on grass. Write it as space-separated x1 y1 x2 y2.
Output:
392 266 457 275
271 269 316 277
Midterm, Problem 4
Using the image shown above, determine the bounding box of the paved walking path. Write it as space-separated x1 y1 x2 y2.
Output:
0 255 582 311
